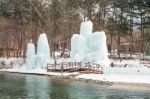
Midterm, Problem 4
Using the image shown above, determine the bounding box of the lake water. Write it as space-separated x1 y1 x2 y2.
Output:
0 72 150 99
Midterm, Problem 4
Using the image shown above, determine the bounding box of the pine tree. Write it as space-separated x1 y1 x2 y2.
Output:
146 45 150 56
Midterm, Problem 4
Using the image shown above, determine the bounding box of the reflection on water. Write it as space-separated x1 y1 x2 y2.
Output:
0 72 150 99
25 75 50 99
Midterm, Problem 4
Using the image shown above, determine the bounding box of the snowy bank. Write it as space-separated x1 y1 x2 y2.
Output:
1 68 150 85
0 58 150 85
0 58 24 69
76 74 150 84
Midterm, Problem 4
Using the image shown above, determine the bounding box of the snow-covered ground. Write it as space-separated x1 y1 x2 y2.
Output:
0 57 150 84
1 68 150 84
1 68 80 77
0 58 24 69
104 59 150 75
76 74 150 84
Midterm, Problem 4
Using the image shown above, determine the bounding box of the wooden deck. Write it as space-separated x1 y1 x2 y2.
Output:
47 62 103 74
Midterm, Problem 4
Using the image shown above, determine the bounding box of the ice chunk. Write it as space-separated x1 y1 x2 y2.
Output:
85 53 92 62
37 33 51 69
70 34 86 62
80 21 93 39
70 34 86 52
37 33 50 59
70 21 109 65
89 31 108 61
24 33 51 70
26 42 36 69
70 34 87 62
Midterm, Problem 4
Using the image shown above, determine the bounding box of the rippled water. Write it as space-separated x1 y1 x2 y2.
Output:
0 72 150 99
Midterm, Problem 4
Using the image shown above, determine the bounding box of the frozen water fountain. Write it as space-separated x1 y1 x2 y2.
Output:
25 33 50 70
70 34 86 62
25 41 36 69
70 21 109 64
37 33 51 69
88 31 108 62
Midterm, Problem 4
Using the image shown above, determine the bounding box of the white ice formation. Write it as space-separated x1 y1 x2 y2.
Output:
26 41 36 69
37 33 51 69
70 21 109 63
25 33 50 70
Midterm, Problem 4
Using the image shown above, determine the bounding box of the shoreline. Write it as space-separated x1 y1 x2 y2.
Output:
111 82 150 90
1 69 150 90
49 75 150 91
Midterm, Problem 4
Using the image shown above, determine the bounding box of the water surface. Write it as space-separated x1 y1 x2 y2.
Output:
0 72 150 99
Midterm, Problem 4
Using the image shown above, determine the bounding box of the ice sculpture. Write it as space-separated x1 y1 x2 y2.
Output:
70 34 86 62
70 21 109 63
80 21 93 52
37 33 51 69
89 31 108 61
26 41 36 69
25 33 51 69
80 21 93 38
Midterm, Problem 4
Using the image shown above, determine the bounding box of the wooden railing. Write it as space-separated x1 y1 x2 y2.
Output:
47 62 103 73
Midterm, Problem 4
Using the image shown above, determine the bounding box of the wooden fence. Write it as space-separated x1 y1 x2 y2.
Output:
47 62 103 74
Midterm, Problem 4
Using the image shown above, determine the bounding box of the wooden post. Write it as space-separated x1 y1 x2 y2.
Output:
54 59 57 69
79 62 81 69
75 62 76 69
69 62 70 68
61 62 63 77
47 64 48 72
72 62 74 68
